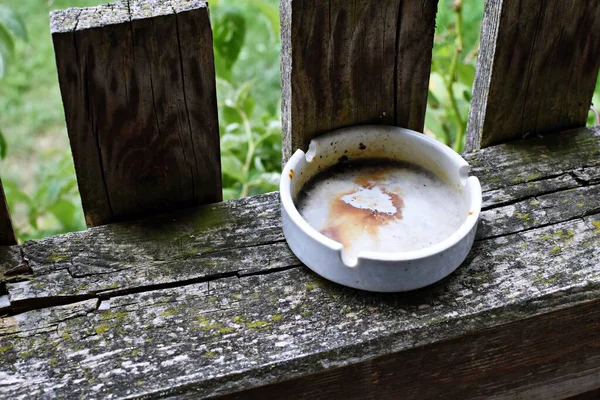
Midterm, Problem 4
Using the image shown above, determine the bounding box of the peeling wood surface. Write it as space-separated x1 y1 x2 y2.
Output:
280 0 438 162
0 178 16 246
466 0 600 151
51 0 221 227
1 126 600 398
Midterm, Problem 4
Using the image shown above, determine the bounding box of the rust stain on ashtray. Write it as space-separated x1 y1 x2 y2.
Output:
319 167 404 250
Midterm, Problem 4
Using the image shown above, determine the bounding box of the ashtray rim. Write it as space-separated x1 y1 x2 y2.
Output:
280 125 482 266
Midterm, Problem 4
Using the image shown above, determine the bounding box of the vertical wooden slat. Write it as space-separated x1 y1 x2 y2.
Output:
51 0 221 227
466 0 600 151
0 178 16 246
280 0 439 162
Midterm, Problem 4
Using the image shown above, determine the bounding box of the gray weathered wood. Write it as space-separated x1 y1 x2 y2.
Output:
1 126 600 398
51 0 221 227
4 126 600 308
281 0 439 162
1 215 600 398
466 0 600 151
0 178 16 246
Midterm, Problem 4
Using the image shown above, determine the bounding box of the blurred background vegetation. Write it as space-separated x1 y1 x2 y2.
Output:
0 0 598 243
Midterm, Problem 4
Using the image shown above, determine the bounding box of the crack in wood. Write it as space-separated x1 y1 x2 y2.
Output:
4 263 301 316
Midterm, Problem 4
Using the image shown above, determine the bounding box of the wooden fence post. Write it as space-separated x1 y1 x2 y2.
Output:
281 0 439 162
51 0 221 227
0 179 16 246
466 0 600 151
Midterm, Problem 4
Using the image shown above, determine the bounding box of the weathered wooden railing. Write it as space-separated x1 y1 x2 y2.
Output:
1 0 600 398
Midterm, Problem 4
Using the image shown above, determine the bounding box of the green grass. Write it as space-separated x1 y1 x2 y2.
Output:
0 0 598 242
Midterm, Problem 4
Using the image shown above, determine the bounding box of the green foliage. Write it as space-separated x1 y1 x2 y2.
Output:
427 0 483 152
211 0 283 199
3 152 85 241
0 4 27 158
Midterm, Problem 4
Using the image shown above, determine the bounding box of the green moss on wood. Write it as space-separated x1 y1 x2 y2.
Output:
247 320 269 329
160 308 177 317
95 324 110 334
19 350 32 358
48 252 70 262
473 271 490 280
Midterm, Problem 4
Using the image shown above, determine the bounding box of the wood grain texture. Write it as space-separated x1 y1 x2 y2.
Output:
2 217 600 398
5 126 600 307
281 0 438 162
51 0 221 226
1 126 600 398
466 0 600 151
0 178 16 246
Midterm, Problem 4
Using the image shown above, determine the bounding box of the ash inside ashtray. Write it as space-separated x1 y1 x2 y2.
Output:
296 159 466 257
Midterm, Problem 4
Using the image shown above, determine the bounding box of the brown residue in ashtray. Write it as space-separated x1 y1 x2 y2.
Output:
296 158 466 257
320 184 404 250
297 159 408 251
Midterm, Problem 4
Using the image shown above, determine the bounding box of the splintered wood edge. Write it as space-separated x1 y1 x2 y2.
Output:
465 0 501 152
280 0 293 164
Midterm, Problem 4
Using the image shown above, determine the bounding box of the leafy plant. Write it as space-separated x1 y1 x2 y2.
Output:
211 0 283 200
426 0 482 153
3 152 85 241
0 4 27 158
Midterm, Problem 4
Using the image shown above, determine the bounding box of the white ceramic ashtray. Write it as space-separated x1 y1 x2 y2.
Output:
280 125 482 292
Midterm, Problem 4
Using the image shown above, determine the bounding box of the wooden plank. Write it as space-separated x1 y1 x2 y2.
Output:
225 297 600 400
2 214 600 398
280 0 439 162
466 0 600 151
0 178 16 246
51 0 221 226
465 126 600 192
6 126 600 305
1 127 600 397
